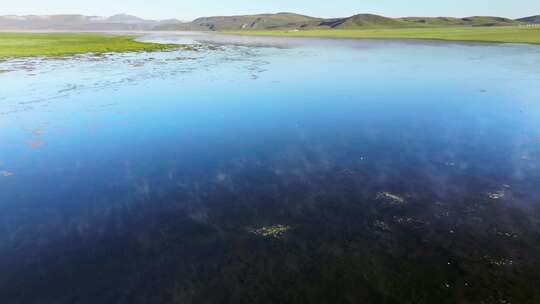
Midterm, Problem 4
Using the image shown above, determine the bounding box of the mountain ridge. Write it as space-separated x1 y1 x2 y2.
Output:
517 15 540 24
157 12 528 31
1 12 538 31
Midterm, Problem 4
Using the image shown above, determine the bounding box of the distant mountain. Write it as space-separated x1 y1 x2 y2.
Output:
0 12 529 32
157 12 323 31
400 16 519 27
158 19 183 25
158 12 523 31
0 14 181 30
321 14 405 28
106 14 147 23
458 16 520 26
517 15 540 24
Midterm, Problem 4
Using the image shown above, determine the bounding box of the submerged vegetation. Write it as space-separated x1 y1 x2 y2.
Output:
225 26 540 44
248 225 291 238
0 170 14 177
376 192 406 205
0 33 179 59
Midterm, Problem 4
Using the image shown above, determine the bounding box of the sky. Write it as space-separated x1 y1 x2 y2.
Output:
2 0 539 21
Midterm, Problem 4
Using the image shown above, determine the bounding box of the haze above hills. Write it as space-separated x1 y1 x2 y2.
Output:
1 12 539 31
0 14 181 30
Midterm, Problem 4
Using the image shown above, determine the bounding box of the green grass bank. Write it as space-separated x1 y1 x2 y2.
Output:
224 26 540 44
0 32 178 59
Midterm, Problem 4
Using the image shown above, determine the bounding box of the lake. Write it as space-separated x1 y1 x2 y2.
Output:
1 33 540 303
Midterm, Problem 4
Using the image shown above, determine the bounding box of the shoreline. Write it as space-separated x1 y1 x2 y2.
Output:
1 27 539 60
221 26 540 45
0 32 181 60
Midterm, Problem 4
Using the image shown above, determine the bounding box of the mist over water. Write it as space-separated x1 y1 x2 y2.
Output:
1 34 540 303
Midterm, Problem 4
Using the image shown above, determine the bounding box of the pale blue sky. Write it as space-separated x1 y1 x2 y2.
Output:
3 0 539 21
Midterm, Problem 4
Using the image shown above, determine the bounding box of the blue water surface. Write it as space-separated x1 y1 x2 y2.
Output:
1 34 540 303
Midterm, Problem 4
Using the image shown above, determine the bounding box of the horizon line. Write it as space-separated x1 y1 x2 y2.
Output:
1 11 538 21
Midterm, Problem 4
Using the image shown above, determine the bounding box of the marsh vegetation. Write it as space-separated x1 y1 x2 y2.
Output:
0 33 179 59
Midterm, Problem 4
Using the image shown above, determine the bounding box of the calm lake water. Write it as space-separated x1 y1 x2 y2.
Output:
1 33 540 303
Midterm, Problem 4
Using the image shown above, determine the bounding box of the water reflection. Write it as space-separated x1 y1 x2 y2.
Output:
1 34 540 303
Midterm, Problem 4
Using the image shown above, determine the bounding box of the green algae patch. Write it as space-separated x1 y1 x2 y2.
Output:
248 224 291 238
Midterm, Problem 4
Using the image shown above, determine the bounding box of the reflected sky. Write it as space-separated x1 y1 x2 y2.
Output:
1 35 540 303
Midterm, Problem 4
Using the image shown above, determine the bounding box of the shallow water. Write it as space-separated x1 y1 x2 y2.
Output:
1 34 540 303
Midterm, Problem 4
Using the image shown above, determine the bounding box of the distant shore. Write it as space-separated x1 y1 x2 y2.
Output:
1 26 539 60
223 26 540 45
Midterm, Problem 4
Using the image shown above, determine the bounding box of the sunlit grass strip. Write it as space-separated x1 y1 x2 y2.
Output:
0 32 179 59
224 26 540 44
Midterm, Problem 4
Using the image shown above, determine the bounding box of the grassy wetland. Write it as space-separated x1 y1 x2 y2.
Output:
225 26 540 44
0 32 178 59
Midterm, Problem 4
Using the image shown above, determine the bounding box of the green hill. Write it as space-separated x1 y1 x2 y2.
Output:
397 17 465 27
320 14 407 29
397 16 520 27
159 12 323 31
158 13 523 31
517 15 540 24
459 16 520 26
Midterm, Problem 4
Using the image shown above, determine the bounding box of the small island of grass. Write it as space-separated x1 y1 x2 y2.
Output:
224 26 540 45
0 32 179 59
